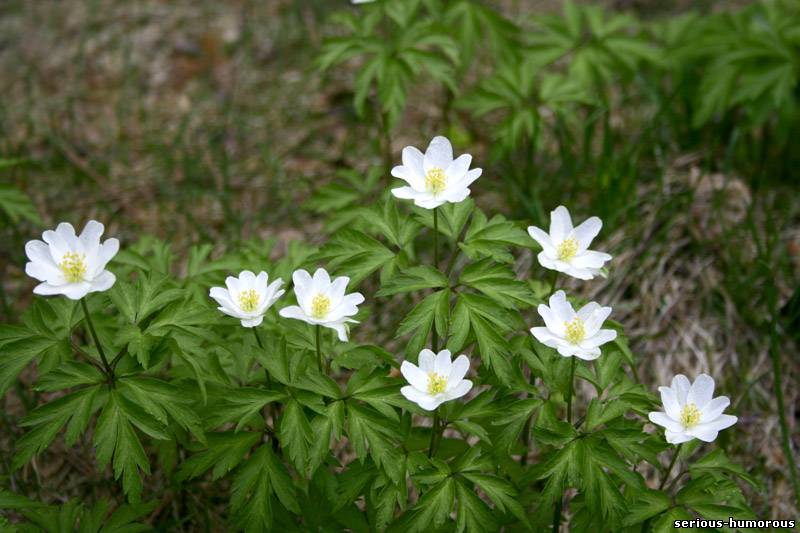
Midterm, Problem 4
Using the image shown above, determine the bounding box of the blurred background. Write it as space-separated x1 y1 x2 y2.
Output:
1 0 798 520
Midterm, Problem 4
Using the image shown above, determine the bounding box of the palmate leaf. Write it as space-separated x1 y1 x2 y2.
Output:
459 258 536 310
231 444 300 533
459 210 531 264
108 274 185 326
94 390 170 503
395 289 450 358
316 229 395 285
377 266 448 296
0 183 42 225
178 431 262 482
279 398 313 473
14 385 105 469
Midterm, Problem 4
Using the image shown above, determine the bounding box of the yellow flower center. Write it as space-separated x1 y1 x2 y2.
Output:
557 237 579 261
310 294 331 319
60 252 87 282
238 289 260 313
564 317 585 345
425 167 447 195
427 372 447 395
680 402 701 428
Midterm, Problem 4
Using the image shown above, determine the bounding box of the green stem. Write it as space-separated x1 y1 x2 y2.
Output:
428 409 441 458
315 325 324 374
549 270 558 295
80 298 114 385
432 208 440 352
551 498 562 533
768 301 800 508
567 356 576 424
553 355 577 531
658 444 682 490
252 327 272 387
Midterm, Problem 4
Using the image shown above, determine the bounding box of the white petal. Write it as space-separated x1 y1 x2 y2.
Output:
700 396 730 423
95 238 119 271
25 240 56 266
433 349 452 375
241 316 264 328
531 326 564 348
414 196 446 209
445 380 472 401
448 354 470 384
327 275 349 302
240 270 257 287
401 146 425 181
573 346 601 360
401 386 438 411
312 268 331 292
556 344 580 358
576 302 601 327
418 349 436 373
225 276 241 296
649 412 684 432
671 375 691 404
391 186 423 200
537 303 566 336
580 328 617 349
440 186 470 204
571 250 612 270
536 251 561 272
424 136 453 171
665 430 694 444
687 374 715 409
88 271 116 293
210 286 236 309
35 281 91 300
25 261 63 283
460 168 482 188
528 226 556 256
562 264 597 280
79 220 105 248
326 321 350 342
401 361 429 391
549 206 573 243
291 269 313 309
279 305 309 323
659 386 682 420
391 164 424 190
571 216 602 251
694 414 737 435
445 154 472 181
548 290 575 322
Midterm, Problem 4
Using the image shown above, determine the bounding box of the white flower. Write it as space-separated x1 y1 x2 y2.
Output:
527 205 612 280
531 290 617 361
209 271 285 328
648 374 737 444
24 220 119 300
391 136 482 209
400 349 473 411
279 268 364 341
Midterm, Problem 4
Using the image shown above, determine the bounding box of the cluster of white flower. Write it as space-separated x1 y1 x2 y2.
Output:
23 135 736 444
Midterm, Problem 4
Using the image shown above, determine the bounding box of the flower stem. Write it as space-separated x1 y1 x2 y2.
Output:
768 293 800 508
252 327 272 387
549 270 558 295
428 408 441 458
80 298 114 385
659 444 682 490
315 324 323 373
432 207 440 352
553 355 577 531
567 356 576 424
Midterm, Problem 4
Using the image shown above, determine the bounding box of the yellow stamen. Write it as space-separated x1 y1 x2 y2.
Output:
425 168 446 195
427 372 447 395
238 289 260 313
564 317 585 345
60 252 87 283
310 294 331 319
557 237 579 261
680 403 701 428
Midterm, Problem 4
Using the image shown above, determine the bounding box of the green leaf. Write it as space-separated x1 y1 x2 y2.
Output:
209 387 285 432
14 385 104 469
377 266 448 296
459 258 536 309
279 399 313 473
460 210 531 263
621 489 673 526
316 229 395 284
396 289 450 358
0 183 41 224
94 390 167 502
178 431 262 481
